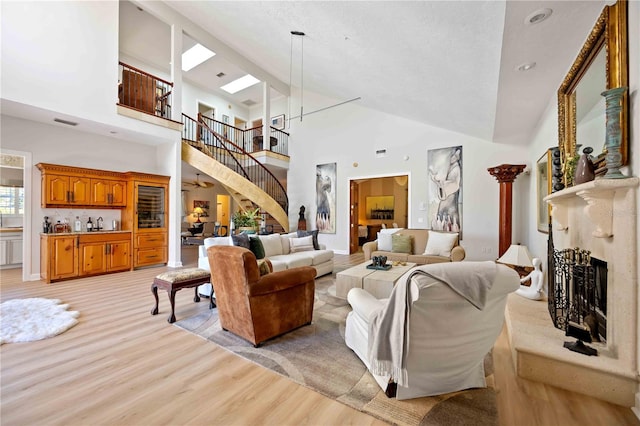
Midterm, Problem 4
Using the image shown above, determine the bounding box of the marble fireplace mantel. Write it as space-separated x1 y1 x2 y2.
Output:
545 177 639 238
506 176 639 408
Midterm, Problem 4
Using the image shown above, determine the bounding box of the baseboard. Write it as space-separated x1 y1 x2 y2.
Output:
29 273 41 281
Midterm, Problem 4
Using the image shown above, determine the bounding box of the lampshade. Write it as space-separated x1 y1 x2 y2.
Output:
193 207 205 215
497 244 533 267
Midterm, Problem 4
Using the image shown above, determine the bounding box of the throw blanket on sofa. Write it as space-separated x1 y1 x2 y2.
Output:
368 261 497 387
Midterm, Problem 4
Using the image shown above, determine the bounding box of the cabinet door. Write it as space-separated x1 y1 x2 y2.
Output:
69 176 91 204
110 181 127 206
44 175 70 204
108 241 131 271
0 240 7 266
90 179 110 205
91 179 127 206
8 239 23 265
79 242 107 275
51 236 78 279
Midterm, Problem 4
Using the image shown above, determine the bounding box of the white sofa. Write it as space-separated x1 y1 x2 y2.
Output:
344 262 519 400
197 232 334 294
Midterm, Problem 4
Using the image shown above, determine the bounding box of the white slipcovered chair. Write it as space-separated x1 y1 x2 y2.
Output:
344 261 519 400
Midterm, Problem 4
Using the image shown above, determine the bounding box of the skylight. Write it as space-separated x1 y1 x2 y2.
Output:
220 74 260 94
182 44 216 72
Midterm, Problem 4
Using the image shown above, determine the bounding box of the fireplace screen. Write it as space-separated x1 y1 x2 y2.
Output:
548 227 607 343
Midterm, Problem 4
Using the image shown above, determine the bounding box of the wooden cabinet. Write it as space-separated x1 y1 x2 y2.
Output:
41 232 131 283
90 178 127 206
123 173 170 269
37 163 127 208
43 174 91 206
78 233 131 276
41 235 79 283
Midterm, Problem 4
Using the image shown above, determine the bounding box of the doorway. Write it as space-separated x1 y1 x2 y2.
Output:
349 174 409 253
0 149 32 281
216 194 230 230
198 102 215 120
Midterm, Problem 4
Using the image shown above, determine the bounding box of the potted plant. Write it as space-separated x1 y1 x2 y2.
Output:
232 208 260 233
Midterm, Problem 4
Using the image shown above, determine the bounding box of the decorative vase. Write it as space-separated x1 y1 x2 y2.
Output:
601 87 627 179
574 146 595 185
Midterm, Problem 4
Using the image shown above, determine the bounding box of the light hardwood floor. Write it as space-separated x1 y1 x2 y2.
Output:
1 247 638 426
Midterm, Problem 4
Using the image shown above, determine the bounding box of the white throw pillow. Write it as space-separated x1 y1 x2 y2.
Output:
379 228 402 235
259 234 284 257
377 232 393 251
289 235 315 253
203 236 232 249
280 232 299 254
423 231 458 257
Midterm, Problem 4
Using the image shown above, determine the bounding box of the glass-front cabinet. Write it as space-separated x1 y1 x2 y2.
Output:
137 185 165 229
123 173 170 269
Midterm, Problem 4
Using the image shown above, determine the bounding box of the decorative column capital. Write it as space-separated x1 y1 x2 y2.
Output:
488 164 526 183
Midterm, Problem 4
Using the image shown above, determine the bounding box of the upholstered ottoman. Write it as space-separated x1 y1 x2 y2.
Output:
151 268 214 323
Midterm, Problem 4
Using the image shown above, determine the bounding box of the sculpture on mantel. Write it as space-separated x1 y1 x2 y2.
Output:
516 258 544 300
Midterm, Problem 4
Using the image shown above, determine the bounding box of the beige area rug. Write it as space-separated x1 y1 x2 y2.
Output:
174 273 498 426
1 298 79 345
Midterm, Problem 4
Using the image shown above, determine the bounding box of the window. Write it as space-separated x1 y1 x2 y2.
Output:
0 186 24 215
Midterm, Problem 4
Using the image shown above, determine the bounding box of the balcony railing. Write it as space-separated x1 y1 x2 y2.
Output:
117 62 173 119
200 116 289 157
182 114 288 213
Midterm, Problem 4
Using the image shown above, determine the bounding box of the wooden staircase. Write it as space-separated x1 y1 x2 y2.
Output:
181 114 289 233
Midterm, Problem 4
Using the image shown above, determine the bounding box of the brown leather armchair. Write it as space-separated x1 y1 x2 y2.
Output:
208 245 316 347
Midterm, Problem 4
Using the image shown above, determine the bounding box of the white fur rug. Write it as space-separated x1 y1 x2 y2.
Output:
1 298 79 345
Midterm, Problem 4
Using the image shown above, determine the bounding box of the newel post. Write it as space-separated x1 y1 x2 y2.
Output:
488 164 526 257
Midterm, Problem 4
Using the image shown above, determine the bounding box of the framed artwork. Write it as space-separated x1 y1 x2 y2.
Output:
271 114 285 130
316 162 336 233
536 149 552 233
193 200 210 210
366 196 394 220
427 146 462 236
222 115 229 124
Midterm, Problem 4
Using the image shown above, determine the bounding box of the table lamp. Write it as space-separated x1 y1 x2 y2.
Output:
193 206 205 223
496 244 534 277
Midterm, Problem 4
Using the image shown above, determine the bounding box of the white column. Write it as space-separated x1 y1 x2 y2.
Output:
170 23 183 123
262 81 271 150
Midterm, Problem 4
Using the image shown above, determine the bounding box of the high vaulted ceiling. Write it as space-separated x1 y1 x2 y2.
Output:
122 0 607 146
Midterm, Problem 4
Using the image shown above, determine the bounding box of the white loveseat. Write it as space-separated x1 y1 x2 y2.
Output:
344 262 518 400
197 232 334 294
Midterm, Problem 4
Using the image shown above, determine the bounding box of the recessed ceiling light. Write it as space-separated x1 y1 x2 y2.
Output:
221 74 260 94
516 62 536 72
182 43 216 72
525 8 552 25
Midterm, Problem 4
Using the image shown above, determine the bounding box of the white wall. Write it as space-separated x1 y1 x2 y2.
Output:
1 1 175 143
286 89 529 257
0 115 163 278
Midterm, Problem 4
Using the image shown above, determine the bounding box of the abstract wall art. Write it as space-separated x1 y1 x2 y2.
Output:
427 146 462 236
316 162 336 233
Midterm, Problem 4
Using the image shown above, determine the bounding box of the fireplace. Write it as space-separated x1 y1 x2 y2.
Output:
504 177 639 407
548 241 608 347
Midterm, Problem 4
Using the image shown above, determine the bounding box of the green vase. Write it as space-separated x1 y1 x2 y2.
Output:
601 87 627 179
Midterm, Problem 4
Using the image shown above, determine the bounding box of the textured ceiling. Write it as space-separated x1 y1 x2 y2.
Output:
154 0 605 145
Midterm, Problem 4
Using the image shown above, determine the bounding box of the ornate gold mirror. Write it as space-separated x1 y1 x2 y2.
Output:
557 0 628 182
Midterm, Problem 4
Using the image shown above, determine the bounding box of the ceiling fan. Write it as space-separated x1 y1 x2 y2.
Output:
184 173 215 188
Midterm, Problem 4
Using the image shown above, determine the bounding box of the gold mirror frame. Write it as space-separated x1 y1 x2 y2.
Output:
557 0 628 181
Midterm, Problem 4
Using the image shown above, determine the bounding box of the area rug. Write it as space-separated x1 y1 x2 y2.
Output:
0 298 79 345
174 275 498 426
